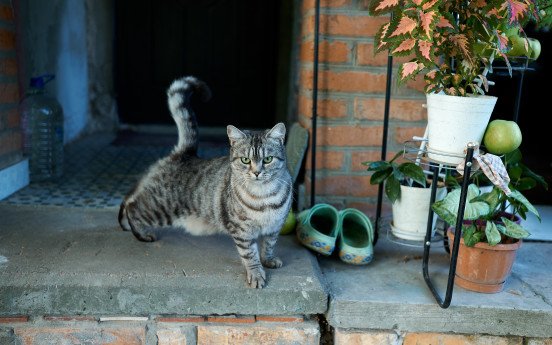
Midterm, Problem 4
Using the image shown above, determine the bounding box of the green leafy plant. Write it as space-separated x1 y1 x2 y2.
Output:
362 150 427 203
530 0 552 30
432 180 542 247
368 0 542 95
470 149 548 218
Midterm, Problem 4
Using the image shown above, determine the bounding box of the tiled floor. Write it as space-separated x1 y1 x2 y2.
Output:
1 130 229 208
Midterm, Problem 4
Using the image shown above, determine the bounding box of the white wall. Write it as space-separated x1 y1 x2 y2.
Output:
18 0 89 143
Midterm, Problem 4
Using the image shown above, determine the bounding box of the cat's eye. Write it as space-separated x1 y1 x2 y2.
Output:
240 157 251 164
263 156 273 164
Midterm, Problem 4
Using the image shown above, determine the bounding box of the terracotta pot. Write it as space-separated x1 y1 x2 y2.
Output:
447 229 521 293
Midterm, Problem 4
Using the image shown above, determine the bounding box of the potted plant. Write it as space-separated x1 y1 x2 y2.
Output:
363 150 447 241
367 0 541 164
432 160 545 292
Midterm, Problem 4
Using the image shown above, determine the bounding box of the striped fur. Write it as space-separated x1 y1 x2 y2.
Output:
118 76 292 288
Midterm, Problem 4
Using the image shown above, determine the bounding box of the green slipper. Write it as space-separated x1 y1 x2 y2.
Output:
337 209 374 265
296 204 339 255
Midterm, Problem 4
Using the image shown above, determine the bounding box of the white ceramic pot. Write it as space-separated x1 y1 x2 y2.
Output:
426 93 497 165
391 184 447 241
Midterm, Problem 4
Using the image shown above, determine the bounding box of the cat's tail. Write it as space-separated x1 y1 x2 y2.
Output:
167 76 211 154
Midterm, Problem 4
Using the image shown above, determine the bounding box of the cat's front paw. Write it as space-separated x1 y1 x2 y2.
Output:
246 266 266 288
262 257 283 269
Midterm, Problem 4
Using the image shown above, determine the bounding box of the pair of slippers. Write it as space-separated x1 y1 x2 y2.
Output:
296 204 374 265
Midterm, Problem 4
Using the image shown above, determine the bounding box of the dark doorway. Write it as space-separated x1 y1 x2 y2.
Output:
488 27 551 205
115 0 291 129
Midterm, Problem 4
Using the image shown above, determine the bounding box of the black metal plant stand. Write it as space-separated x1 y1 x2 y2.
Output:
421 144 476 308
373 58 531 309
308 0 529 309
310 0 320 208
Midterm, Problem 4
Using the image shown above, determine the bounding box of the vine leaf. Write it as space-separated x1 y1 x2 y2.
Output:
393 39 416 54
390 16 418 37
504 0 530 24
436 16 454 28
420 10 437 39
418 40 433 60
374 0 400 13
399 61 421 80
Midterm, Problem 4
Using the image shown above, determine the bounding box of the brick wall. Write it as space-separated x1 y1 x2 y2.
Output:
298 0 427 216
333 329 552 345
2 316 551 344
0 0 21 171
0 315 320 345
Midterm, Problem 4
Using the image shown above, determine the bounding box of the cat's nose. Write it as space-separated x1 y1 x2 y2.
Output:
253 172 260 177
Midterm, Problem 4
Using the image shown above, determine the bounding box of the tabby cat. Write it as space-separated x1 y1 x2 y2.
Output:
118 76 292 288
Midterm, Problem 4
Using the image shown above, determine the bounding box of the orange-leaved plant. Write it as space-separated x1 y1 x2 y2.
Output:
368 0 541 96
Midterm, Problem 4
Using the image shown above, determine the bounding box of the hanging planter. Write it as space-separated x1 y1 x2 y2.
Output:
391 184 447 241
426 93 497 165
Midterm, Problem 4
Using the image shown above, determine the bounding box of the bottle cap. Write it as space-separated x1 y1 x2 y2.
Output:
30 74 55 89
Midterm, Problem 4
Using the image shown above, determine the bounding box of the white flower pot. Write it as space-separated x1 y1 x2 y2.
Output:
391 184 447 241
426 93 497 165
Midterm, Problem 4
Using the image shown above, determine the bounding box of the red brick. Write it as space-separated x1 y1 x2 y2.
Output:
351 151 383 171
315 125 382 147
0 131 22 156
345 201 392 218
357 42 389 66
309 175 378 197
298 95 348 118
0 5 14 21
302 0 352 12
157 316 206 323
334 329 399 345
14 327 146 345
207 315 256 324
395 126 426 144
43 316 96 322
300 40 350 64
354 98 427 121
305 149 345 170
0 57 17 76
405 75 426 93
0 29 15 50
6 107 19 128
0 83 19 104
197 325 320 345
0 316 28 323
403 332 523 345
157 328 190 345
304 14 390 38
255 315 304 323
301 69 387 93
357 43 414 66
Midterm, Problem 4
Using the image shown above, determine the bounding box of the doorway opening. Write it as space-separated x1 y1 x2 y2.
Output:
114 0 294 130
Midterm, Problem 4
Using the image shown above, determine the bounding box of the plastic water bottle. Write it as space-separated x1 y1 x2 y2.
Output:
20 74 64 181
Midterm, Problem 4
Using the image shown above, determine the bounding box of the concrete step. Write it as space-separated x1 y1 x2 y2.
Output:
0 205 327 316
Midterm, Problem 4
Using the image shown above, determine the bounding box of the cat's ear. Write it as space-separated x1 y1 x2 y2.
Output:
227 125 246 146
266 122 286 143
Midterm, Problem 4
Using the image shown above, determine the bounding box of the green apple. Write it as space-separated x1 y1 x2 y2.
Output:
280 210 297 235
507 34 530 57
528 38 541 60
483 119 522 155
